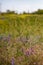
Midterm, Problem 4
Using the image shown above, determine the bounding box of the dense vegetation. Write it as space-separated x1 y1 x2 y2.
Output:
32 9 43 14
0 13 43 65
1 9 43 14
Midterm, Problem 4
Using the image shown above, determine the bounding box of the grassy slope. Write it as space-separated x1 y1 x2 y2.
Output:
0 14 43 65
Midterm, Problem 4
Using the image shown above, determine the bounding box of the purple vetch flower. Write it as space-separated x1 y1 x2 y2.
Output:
25 50 30 56
25 48 31 56
2 34 11 43
25 47 36 56
11 57 15 65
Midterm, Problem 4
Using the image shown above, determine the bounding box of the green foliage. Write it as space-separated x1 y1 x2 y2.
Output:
32 9 43 14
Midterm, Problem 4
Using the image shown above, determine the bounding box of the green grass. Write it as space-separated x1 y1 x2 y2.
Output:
0 14 43 65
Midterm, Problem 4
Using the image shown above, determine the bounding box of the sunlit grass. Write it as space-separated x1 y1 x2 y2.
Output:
0 14 43 65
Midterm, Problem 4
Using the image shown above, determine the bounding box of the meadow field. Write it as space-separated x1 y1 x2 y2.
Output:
0 14 43 65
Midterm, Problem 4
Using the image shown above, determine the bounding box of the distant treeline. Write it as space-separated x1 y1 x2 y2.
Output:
32 9 43 14
0 9 43 14
23 9 43 14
